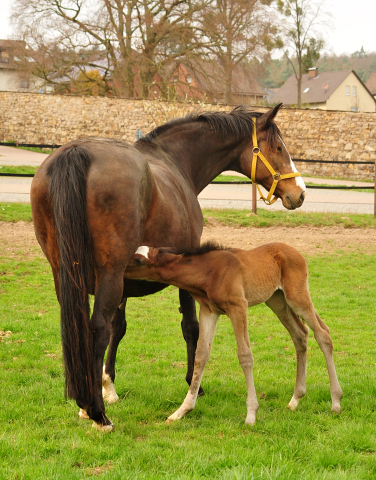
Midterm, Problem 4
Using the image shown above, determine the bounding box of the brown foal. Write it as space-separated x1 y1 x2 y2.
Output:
125 242 342 426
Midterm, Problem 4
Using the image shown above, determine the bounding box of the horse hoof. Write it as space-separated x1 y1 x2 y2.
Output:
78 408 90 420
198 386 205 397
92 421 114 433
103 392 119 405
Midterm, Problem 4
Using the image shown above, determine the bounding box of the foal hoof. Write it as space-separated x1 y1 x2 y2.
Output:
331 405 341 414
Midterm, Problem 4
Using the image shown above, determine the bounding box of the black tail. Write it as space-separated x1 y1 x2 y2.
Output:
47 146 95 405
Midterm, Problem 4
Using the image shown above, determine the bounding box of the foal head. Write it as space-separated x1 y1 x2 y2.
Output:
125 246 180 280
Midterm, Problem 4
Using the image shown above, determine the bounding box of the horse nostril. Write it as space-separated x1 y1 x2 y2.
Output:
300 191 306 202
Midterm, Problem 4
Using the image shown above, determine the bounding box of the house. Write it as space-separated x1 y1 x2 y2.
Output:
365 72 376 99
271 68 375 112
264 87 279 103
170 60 265 105
0 39 50 93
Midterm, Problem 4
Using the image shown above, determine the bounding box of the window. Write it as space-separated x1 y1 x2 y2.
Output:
352 86 357 96
303 87 310 93
0 50 9 63
20 79 29 89
186 75 192 84
345 86 350 95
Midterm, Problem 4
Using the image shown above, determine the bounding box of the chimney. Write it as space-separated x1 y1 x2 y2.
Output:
308 67 319 79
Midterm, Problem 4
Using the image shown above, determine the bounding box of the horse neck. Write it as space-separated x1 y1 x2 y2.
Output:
154 125 246 194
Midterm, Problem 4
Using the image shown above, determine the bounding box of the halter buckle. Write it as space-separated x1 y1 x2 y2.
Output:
272 172 281 181
252 147 260 155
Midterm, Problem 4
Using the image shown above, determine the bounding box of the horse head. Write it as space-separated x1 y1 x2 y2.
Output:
240 104 306 210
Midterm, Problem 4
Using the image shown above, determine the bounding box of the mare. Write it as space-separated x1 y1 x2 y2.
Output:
30 104 306 431
125 242 342 426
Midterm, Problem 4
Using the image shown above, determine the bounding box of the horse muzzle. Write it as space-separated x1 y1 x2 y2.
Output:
281 190 306 210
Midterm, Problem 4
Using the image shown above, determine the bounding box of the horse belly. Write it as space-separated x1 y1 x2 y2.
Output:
142 179 203 249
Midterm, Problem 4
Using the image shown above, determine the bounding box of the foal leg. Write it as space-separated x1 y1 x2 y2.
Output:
102 298 127 404
285 293 342 413
266 290 309 411
228 302 259 425
179 289 204 396
167 306 219 423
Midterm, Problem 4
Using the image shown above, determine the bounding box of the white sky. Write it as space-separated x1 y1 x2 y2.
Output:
0 0 375 57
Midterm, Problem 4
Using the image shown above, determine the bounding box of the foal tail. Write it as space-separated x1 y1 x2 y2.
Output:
47 146 96 406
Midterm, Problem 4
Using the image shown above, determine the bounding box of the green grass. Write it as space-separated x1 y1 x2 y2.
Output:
2 203 376 228
204 208 376 228
1 247 376 478
0 203 33 222
1 141 53 155
15 146 53 154
0 165 38 175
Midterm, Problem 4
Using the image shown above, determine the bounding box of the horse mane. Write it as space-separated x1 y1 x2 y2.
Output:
138 106 282 147
177 240 227 257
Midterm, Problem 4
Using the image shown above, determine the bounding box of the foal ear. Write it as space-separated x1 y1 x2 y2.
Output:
257 103 283 131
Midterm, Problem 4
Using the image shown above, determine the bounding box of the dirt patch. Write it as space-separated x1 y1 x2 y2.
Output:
0 221 43 260
1 220 375 261
202 222 376 256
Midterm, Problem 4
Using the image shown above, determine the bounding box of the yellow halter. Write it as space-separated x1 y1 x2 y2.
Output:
251 118 302 205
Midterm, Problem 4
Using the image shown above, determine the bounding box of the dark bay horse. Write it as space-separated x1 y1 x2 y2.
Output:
125 242 342 425
30 104 306 431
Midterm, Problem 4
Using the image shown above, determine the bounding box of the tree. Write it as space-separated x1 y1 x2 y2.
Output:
201 0 281 104
11 0 207 98
277 0 328 108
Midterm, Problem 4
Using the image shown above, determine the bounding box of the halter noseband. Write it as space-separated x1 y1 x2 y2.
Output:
251 118 302 205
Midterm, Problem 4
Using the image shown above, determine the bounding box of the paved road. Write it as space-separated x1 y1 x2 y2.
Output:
0 145 374 214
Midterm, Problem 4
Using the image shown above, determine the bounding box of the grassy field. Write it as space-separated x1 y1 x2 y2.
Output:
1 210 376 479
0 165 38 175
2 202 376 228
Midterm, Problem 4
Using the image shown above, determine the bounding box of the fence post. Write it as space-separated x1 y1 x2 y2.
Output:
252 183 257 214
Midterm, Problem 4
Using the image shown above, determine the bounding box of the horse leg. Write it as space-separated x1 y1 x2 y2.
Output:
265 290 309 411
102 298 127 404
179 289 204 396
228 302 259 425
284 292 342 414
85 270 125 432
167 306 219 423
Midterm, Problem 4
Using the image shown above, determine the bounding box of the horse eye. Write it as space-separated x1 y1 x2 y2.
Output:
277 146 282 152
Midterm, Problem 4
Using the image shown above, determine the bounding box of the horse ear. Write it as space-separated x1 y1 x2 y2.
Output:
257 103 283 130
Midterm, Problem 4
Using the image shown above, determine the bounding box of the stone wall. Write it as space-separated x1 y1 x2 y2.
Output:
1 91 376 180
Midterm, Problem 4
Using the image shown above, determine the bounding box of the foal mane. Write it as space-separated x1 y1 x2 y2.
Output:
138 106 282 147
177 240 227 257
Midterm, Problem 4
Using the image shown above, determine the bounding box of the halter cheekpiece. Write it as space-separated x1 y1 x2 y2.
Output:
251 118 301 205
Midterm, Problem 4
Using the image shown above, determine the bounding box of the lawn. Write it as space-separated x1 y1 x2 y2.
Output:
1 210 376 479
2 202 376 228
